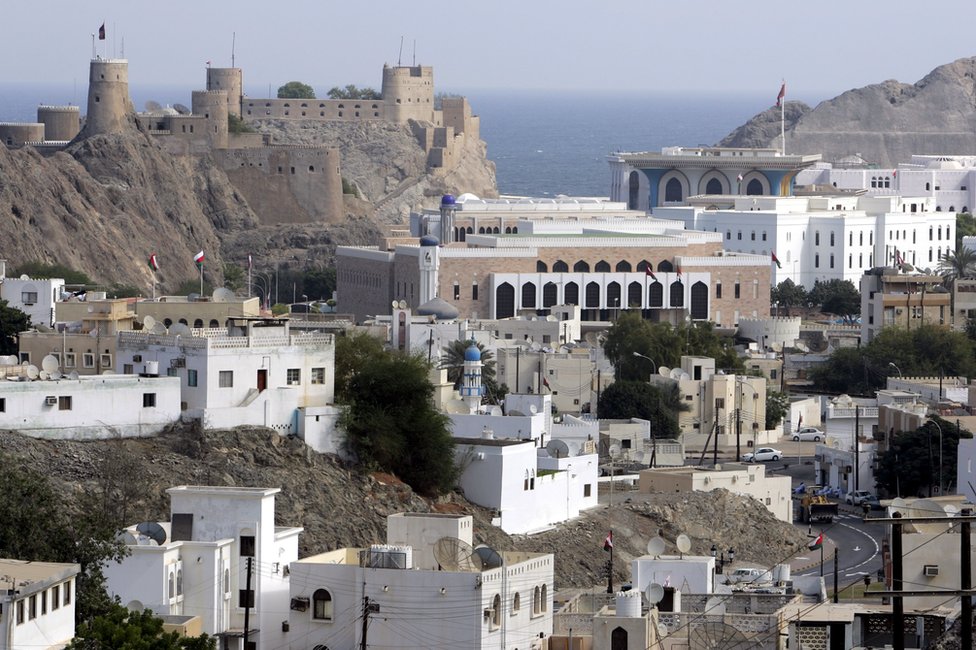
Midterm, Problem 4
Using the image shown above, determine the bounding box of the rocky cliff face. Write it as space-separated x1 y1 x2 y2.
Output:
718 57 976 166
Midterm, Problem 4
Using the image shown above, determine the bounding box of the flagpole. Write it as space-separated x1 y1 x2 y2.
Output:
199 263 204 295
606 530 614 594
152 269 156 301
247 257 252 298
781 80 786 156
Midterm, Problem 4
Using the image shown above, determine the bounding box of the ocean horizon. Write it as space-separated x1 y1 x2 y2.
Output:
0 83 776 197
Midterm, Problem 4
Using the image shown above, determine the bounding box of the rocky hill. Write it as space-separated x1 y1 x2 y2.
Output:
0 426 807 589
718 57 976 166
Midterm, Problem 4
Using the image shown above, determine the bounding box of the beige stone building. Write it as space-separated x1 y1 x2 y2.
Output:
860 268 950 343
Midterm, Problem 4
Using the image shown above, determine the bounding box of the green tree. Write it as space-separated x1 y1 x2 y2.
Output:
0 299 30 354
938 246 976 286
222 263 245 292
766 390 790 429
770 279 808 316
174 280 212 296
439 340 508 405
227 113 253 134
108 283 142 298
334 331 387 404
304 268 336 300
13 262 91 285
277 81 316 99
808 279 861 318
67 603 217 649
326 85 380 100
957 212 976 249
875 417 972 497
339 351 458 495
597 380 684 438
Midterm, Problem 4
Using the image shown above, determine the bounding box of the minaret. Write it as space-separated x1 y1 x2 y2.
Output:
460 342 484 413
439 194 457 245
83 58 133 137
418 234 441 305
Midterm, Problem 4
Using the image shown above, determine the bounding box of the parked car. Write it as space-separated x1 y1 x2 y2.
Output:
741 447 783 462
726 567 772 584
845 490 874 506
792 427 824 442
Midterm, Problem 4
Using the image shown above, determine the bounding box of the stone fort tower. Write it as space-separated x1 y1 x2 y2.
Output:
84 59 134 136
191 90 229 149
381 65 435 122
206 67 243 118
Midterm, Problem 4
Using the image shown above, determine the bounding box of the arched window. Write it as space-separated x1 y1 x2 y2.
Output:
224 568 230 594
830 232 835 246
628 171 641 210
553 260 569 273
627 281 642 308
496 283 515 318
541 584 548 611
585 282 601 308
815 231 820 246
926 182 931 191
521 283 537 309
479 227 486 234
168 572 175 599
193 318 204 328
636 260 652 273
611 627 629 650
564 282 579 305
209 319 219 328
493 226 500 234
705 177 723 194
726 230 731 240
513 592 521 612
670 281 684 307
543 282 558 308
615 260 632 272
595 260 611 272
690 282 708 320
533 586 542 615
536 260 548 272
176 570 183 596
607 282 621 309
178 318 188 326
746 178 763 195
313 589 334 621
859 231 864 245
750 231 756 241
505 226 512 234
871 177 877 188
657 260 674 273
648 282 663 307
573 261 590 272
664 177 683 202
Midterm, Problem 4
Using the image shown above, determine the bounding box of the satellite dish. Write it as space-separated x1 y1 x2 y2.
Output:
213 287 235 303
646 536 666 557
35 324 51 333
645 583 665 605
657 366 671 377
398 300 407 309
89 328 99 338
609 444 621 458
433 537 477 572
116 531 140 545
911 499 948 533
152 323 167 335
39 370 49 380
187 293 200 303
173 103 190 115
51 371 63 380
675 534 692 555
635 450 645 462
41 355 60 373
143 316 156 331
391 300 399 309
26 365 39 380
679 371 691 380
546 439 570 459
529 404 538 414
170 323 191 335
68 371 80 380
704 596 728 617
669 368 683 380
101 370 115 375
136 521 167 545
945 504 960 517
145 100 162 112
890 497 908 518
473 545 504 570
656 622 668 639
19 274 28 281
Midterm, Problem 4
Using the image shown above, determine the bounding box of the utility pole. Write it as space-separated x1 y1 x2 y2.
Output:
892 517 904 650
854 406 860 492
242 557 253 650
832 548 839 603
360 595 379 650
962 518 972 650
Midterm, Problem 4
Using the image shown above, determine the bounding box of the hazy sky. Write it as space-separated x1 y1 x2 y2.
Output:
4 0 976 101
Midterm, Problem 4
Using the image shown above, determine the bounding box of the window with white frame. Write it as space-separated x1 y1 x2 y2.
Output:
311 367 325 384
219 370 234 388
287 368 301 385
312 589 334 621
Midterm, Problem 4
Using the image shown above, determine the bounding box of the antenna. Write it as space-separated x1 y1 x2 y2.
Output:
231 31 236 69
397 36 404 66
412 39 416 66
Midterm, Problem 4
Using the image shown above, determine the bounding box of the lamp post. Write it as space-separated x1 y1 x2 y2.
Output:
632 351 657 379
929 417 944 495
888 362 903 378
632 351 660 468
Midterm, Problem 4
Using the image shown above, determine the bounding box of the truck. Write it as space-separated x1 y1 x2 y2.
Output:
798 494 838 523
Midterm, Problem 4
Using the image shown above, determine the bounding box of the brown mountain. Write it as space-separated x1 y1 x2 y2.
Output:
718 57 976 166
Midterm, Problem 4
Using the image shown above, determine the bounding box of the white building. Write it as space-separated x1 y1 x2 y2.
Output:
103 486 301 650
797 154 976 214
0 559 79 650
286 513 554 650
0 359 180 439
654 195 955 290
630 554 717 597
115 318 339 438
0 260 65 328
958 438 976 503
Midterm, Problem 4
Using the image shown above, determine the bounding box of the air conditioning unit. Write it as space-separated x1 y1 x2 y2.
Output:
133 354 143 362
289 597 309 612
45 396 57 405
924 564 939 577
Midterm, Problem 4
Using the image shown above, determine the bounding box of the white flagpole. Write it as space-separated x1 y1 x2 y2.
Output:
152 269 156 301
199 263 204 295
781 80 786 156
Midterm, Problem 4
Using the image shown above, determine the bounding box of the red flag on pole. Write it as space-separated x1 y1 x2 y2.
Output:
808 533 823 550
98 23 106 41
645 267 657 281
776 82 786 108
771 252 782 269
603 532 613 552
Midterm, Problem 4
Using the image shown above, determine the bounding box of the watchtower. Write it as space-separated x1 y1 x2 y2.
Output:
206 67 243 118
37 106 81 141
84 59 133 136
191 90 229 149
381 65 435 123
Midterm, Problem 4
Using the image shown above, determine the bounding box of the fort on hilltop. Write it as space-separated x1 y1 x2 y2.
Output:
0 57 482 226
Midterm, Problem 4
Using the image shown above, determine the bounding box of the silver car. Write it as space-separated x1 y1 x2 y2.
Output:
741 447 783 462
792 427 824 442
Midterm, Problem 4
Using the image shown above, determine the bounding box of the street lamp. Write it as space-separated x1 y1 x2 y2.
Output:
928 417 944 496
888 362 903 378
632 351 657 379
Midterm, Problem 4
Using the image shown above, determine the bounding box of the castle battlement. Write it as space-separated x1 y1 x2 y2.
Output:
37 106 80 112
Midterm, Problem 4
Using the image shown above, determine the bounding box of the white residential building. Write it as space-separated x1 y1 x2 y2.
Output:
0 360 180 439
654 195 955 290
0 260 65 328
0 560 79 650
630 554 717 597
115 318 339 437
103 486 302 650
959 438 976 503
286 513 554 650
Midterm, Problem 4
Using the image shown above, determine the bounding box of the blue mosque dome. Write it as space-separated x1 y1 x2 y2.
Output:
441 194 456 206
464 343 482 362
419 234 440 247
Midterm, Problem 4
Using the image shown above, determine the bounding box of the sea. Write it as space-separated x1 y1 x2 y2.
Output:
0 83 769 197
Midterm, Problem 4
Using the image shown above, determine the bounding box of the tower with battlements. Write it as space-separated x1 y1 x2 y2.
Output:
381 65 435 123
206 67 243 118
191 90 229 149
83 59 133 136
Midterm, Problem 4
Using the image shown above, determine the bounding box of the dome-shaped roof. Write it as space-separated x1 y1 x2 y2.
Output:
928 157 962 170
441 194 456 205
457 192 480 202
419 234 440 247
415 297 458 320
464 343 482 362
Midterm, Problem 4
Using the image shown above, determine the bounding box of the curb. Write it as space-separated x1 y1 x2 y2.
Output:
791 536 837 573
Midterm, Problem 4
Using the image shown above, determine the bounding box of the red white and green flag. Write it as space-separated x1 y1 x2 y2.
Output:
808 533 823 550
771 252 782 269
603 531 613 552
776 82 786 108
193 251 205 269
645 267 657 282
148 254 159 271
676 264 683 280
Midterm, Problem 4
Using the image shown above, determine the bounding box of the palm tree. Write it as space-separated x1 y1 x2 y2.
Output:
439 339 496 389
937 246 976 327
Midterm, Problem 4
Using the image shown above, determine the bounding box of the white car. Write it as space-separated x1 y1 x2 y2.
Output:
792 427 824 442
741 447 783 462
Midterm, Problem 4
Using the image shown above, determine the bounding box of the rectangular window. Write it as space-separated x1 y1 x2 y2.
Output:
240 535 255 557
100 353 112 368
453 284 460 300
286 369 301 385
29 595 36 619
82 353 95 368
734 283 740 299
21 291 38 305
219 370 234 388
167 367 177 377
311 367 325 384
143 393 156 408
187 369 198 387
64 353 76 368
715 398 725 410
0 398 5 412
583 484 592 498
715 283 722 298
16 600 24 625
41 591 46 615
123 363 134 374
52 585 60 610
64 580 71 606
58 396 72 411
472 284 479 300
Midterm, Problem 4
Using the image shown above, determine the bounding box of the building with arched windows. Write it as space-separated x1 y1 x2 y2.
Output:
608 146 822 211
338 200 773 328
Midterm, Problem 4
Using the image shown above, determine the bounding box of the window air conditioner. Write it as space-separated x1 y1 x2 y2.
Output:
924 564 939 577
290 597 309 611
45 396 57 405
